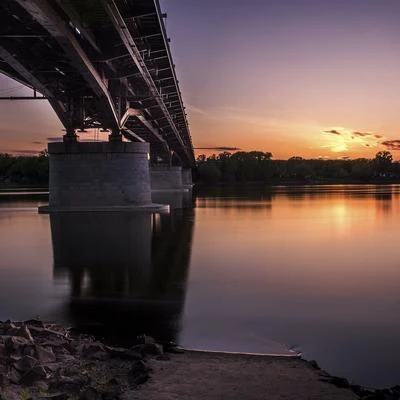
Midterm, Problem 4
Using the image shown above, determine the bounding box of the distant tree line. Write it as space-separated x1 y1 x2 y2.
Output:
0 151 49 185
196 150 400 183
1 149 398 186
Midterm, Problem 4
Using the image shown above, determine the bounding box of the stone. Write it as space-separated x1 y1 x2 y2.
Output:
0 372 8 387
51 375 89 394
3 321 17 334
13 355 39 372
20 325 34 342
130 360 151 385
156 354 170 361
35 346 57 363
142 343 163 356
4 336 30 356
0 388 20 400
20 366 49 385
22 345 36 357
7 367 21 384
79 387 100 400
29 327 65 341
391 385 400 395
81 343 105 358
24 320 45 328
37 394 69 400
34 380 49 392
308 360 320 370
329 376 350 388
102 387 121 400
164 344 184 354
105 346 141 361
0 345 5 359
349 384 362 394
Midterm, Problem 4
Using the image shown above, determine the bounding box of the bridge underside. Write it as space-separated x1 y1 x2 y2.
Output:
0 0 194 167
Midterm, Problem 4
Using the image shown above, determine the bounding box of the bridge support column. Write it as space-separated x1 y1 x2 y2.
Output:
182 168 193 189
151 165 184 191
40 142 168 213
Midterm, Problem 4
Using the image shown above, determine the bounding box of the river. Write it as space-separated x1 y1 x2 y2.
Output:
0 184 399 388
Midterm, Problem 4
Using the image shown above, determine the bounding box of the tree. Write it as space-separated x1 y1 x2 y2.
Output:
374 151 393 175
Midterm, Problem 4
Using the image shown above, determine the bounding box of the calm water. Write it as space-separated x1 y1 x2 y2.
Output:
0 185 399 387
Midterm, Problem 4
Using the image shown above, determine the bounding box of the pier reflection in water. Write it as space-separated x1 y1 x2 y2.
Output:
51 191 194 344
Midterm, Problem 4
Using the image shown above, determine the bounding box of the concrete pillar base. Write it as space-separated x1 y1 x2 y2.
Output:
182 168 193 189
41 142 169 213
151 165 184 191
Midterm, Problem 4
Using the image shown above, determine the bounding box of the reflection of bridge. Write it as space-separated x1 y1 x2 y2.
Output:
0 0 194 210
51 191 195 343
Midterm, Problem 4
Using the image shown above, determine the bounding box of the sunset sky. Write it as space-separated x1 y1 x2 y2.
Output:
2 0 400 159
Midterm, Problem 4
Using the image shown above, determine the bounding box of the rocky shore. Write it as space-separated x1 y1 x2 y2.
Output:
1 320 400 400
0 320 177 400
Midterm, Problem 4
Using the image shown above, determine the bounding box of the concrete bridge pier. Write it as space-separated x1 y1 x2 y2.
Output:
150 165 183 191
40 142 168 213
182 168 193 189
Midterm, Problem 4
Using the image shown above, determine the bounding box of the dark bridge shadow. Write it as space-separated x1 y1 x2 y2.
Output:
51 193 194 345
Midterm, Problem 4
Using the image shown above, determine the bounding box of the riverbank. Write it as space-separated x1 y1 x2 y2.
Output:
1 321 398 400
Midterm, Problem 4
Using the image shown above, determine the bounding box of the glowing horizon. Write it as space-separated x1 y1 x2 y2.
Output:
2 0 400 160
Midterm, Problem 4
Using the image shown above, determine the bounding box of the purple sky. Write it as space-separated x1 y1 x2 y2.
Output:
2 0 400 158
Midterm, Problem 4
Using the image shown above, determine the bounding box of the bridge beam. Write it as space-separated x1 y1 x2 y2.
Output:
100 0 191 162
0 46 69 127
14 0 120 132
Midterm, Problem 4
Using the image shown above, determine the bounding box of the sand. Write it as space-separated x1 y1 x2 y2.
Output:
125 351 358 400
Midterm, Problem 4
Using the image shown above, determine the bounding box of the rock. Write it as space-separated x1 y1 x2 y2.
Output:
132 343 163 356
13 355 39 372
102 388 121 400
359 388 374 398
24 320 45 328
81 343 105 358
156 354 170 361
0 345 5 359
7 367 21 384
22 345 36 358
35 345 57 363
37 394 69 400
29 327 65 341
136 334 156 344
308 360 320 370
79 387 100 400
0 372 8 387
391 385 400 395
106 346 141 361
0 388 20 400
19 325 34 342
349 384 362 394
34 380 49 392
20 366 49 385
329 376 350 388
51 375 89 394
164 344 184 354
3 321 17 334
362 391 395 400
63 340 81 355
4 336 31 356
130 360 151 385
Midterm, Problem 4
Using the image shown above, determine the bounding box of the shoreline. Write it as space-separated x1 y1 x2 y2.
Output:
0 321 397 400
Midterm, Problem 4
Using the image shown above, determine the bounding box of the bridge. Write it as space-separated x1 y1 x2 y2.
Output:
0 0 194 211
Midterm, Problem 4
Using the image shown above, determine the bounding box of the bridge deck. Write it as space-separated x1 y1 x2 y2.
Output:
0 0 194 166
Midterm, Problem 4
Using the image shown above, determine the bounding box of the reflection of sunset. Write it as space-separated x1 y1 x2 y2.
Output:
192 186 398 298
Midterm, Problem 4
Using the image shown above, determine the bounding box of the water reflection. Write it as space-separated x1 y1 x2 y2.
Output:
51 192 194 344
3 185 400 387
